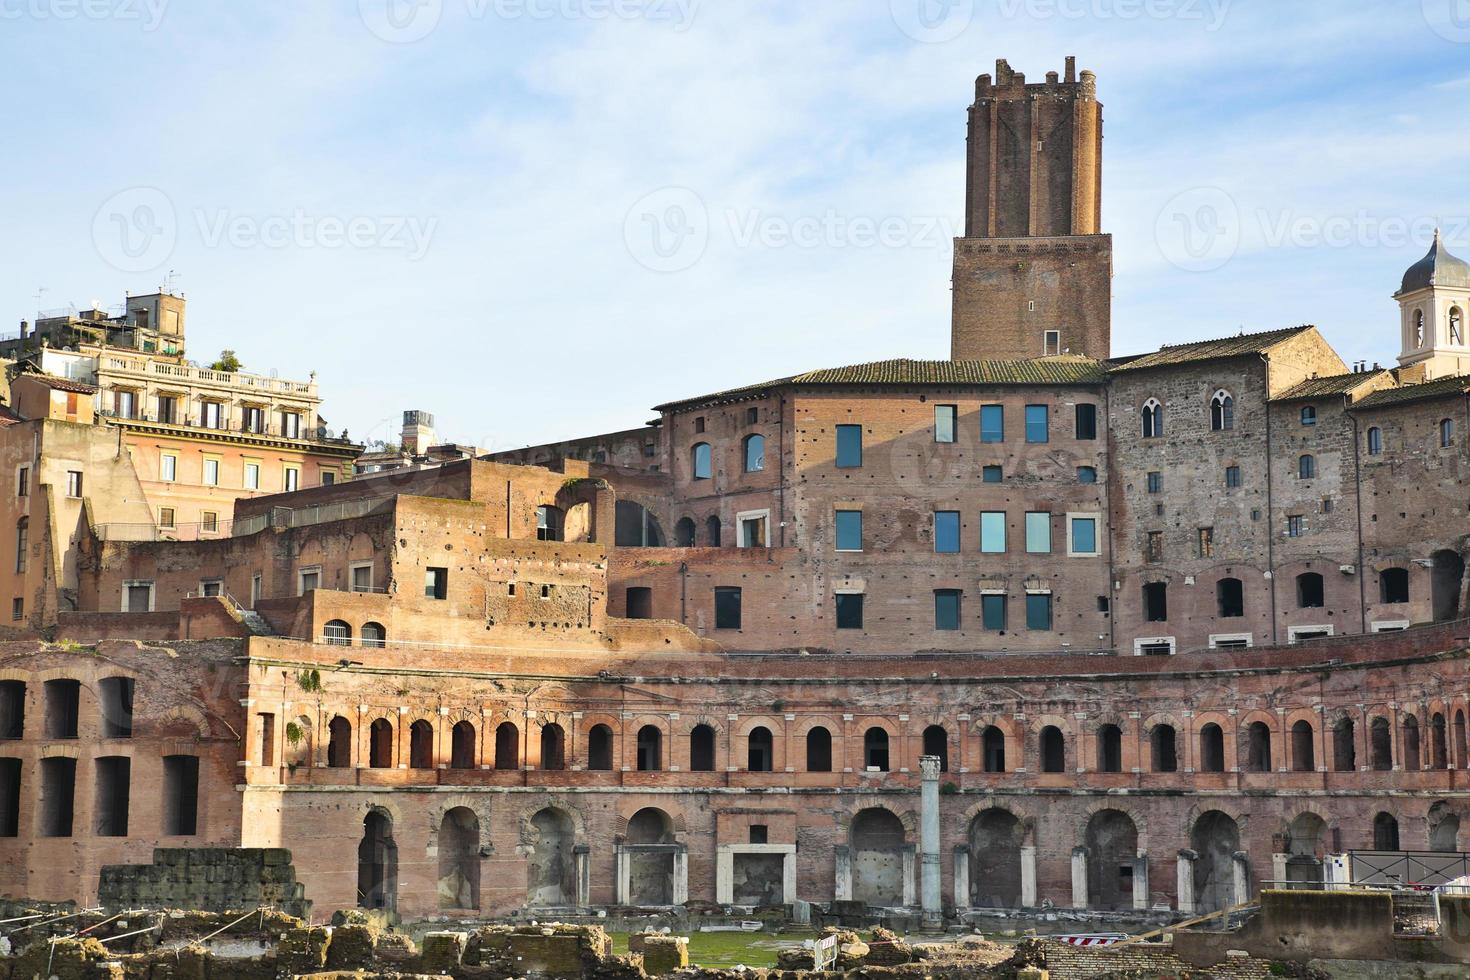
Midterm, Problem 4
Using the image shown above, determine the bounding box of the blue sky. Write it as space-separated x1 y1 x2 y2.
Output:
3 0 1469 449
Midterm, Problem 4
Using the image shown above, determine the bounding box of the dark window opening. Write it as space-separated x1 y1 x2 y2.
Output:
864 727 889 771
495 722 520 770
1374 812 1400 851
675 517 696 547
836 593 864 630
94 756 130 837
982 726 1006 772
1200 723 1225 773
541 723 566 771
923 725 948 771
1097 724 1123 772
1297 572 1325 609
162 755 199 836
1040 725 1065 773
328 717 352 768
835 425 863 468
690 724 716 772
0 682 24 739
1075 403 1098 440
1152 725 1178 772
43 679 79 739
1217 578 1244 618
749 824 768 844
1143 581 1168 622
626 587 653 620
1333 718 1356 772
451 721 476 770
806 727 832 772
1370 717 1393 770
1380 567 1409 604
636 725 662 771
424 567 448 600
1246 722 1272 772
369 719 393 769
40 756 77 837
588 724 614 771
715 587 742 630
410 720 434 769
934 589 961 630
1291 720 1315 772
747 726 773 772
0 758 18 837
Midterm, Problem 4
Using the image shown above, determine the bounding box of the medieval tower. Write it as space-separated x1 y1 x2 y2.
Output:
951 57 1113 361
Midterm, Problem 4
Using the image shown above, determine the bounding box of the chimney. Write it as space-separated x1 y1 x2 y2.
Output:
18 320 27 341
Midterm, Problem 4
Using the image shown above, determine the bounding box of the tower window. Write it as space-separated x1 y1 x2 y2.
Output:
1043 330 1061 356
1415 309 1426 347
1298 454 1316 479
1141 399 1163 438
1452 307 1464 345
1440 418 1455 449
1300 406 1317 426
1210 390 1234 431
1367 427 1383 455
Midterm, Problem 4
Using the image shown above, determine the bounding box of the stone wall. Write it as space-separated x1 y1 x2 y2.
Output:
97 847 309 918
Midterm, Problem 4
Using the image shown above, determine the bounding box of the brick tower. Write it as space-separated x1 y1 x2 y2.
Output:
951 57 1113 361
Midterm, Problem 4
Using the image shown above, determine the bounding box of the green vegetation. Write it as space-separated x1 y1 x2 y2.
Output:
608 931 816 970
209 349 243 372
295 669 322 693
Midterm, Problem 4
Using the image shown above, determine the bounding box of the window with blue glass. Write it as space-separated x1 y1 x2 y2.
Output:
1025 593 1053 631
983 465 1003 483
1070 515 1099 556
692 442 711 480
835 593 864 630
1077 466 1097 484
981 594 1007 631
980 511 1007 554
935 405 957 444
836 425 862 467
934 511 961 554
1025 512 1052 554
1025 405 1049 443
835 510 863 552
980 405 1004 443
934 590 961 631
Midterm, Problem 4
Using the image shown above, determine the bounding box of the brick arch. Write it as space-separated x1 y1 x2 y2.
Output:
956 798 1037 845
1141 711 1186 732
734 715 783 740
1074 801 1150 852
670 714 721 738
1029 713 1072 736
40 744 81 759
837 803 918 840
792 715 842 738
1237 708 1279 731
445 707 479 726
617 802 687 839
357 799 405 826
1183 801 1250 835
427 799 492 847
518 799 587 844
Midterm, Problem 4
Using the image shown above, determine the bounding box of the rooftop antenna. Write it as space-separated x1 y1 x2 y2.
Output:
33 286 46 313
163 269 179 295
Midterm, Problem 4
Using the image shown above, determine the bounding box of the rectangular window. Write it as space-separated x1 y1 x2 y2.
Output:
39 757 76 838
1069 516 1099 557
934 511 961 554
321 470 336 487
934 590 961 631
425 567 448 600
202 458 220 486
1146 531 1164 563
298 568 320 595
160 454 177 482
351 563 373 593
1075 403 1098 440
835 593 864 630
1225 465 1241 488
1025 512 1052 554
1198 527 1214 559
161 755 199 836
157 395 177 424
280 412 301 439
1025 593 1053 631
935 405 957 444
1024 405 1049 443
284 467 300 492
14 521 26 574
980 405 1004 443
201 402 223 429
835 510 863 552
124 582 153 613
1287 515 1305 538
715 587 743 630
244 462 260 490
9 598 20 622
746 407 759 425
835 425 862 468
981 593 1007 631
201 511 218 533
159 507 175 529
980 511 1007 554
66 471 82 498
242 407 264 433
983 465 1003 483
199 580 222 598
739 513 769 548
1146 471 1162 494
1043 329 1061 356
15 467 26 497
114 390 136 419
94 757 130 837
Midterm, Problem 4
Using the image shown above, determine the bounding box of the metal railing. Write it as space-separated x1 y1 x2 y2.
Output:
93 519 237 542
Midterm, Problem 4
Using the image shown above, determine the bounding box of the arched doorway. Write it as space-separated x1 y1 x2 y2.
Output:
1285 812 1326 886
615 501 665 547
625 807 676 906
1191 811 1241 914
1085 810 1139 910
528 807 576 907
1430 802 1460 852
438 807 480 910
357 809 397 912
968 809 1023 908
1432 549 1465 622
851 808 906 907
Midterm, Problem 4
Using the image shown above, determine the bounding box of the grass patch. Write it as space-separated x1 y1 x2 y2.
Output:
608 930 817 969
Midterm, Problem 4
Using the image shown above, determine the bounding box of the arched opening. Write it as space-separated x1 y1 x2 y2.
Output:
969 809 1023 908
864 728 890 771
743 434 765 473
1141 399 1163 438
636 725 662 771
1431 713 1449 770
1151 724 1178 773
1456 710 1468 769
625 587 652 619
614 501 665 547
851 808 906 907
982 726 1006 773
1371 717 1393 770
324 619 352 646
1085 810 1139 910
1451 306 1464 345
369 719 393 769
494 722 519 770
1040 726 1066 773
1404 715 1422 770
1415 309 1426 347
562 501 593 543
1374 812 1401 851
690 724 716 772
361 622 386 648
1367 426 1383 455
588 724 614 771
691 442 711 480
528 807 576 906
540 723 566 771
1286 812 1326 886
1333 717 1356 772
1298 454 1316 480
1291 720 1315 772
536 505 564 542
923 725 948 772
1430 803 1461 852
409 720 434 770
328 717 352 768
1097 724 1123 773
806 727 832 772
626 807 676 906
438 807 480 910
674 517 696 547
1379 567 1409 604
747 726 773 772
1432 549 1465 622
357 810 397 911
286 715 313 769
1191 811 1241 913
704 515 722 547
1296 573 1324 609
450 721 476 770
1210 390 1234 431
1216 578 1244 618
1245 721 1272 772
1200 723 1226 773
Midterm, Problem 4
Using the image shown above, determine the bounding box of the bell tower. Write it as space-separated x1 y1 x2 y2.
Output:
951 57 1113 361
1395 230 1470 382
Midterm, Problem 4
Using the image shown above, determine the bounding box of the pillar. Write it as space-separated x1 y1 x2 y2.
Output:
834 845 852 901
1176 849 1198 914
1232 851 1251 907
672 847 689 906
953 845 971 909
574 844 590 908
1071 847 1088 909
1020 845 1038 907
615 847 630 905
1132 854 1149 910
782 848 798 904
919 755 943 928
901 844 917 907
1271 852 1288 886
1326 853 1350 888
716 848 734 904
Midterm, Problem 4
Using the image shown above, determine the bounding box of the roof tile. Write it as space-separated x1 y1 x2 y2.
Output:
1109 326 1314 373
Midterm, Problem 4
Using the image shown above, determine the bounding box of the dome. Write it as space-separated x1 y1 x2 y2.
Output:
1399 229 1470 295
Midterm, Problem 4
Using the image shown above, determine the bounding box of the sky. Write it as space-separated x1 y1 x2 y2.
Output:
2 0 1469 450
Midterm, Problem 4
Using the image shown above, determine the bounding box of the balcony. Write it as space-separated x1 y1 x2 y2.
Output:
97 354 318 397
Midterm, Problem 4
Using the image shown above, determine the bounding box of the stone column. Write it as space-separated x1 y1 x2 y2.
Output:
672 847 689 905
715 846 734 904
901 844 917 907
574 844 591 908
953 845 971 910
919 755 943 929
782 848 798 904
615 846 630 905
834 845 852 901
1071 847 1089 909
1176 849 1198 915
1271 852 1288 886
1132 854 1149 910
1232 851 1251 907
1020 845 1038 907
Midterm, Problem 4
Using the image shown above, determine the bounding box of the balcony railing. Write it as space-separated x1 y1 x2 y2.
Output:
92 519 239 542
97 409 354 445
98 355 317 396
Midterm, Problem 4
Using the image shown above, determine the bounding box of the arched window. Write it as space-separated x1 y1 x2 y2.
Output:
1370 717 1392 770
691 443 711 480
690 724 716 771
409 720 433 769
743 434 765 473
1298 454 1316 479
747 726 773 772
1367 426 1383 456
494 722 519 770
1380 567 1409 604
587 724 614 771
981 726 1006 773
1097 724 1123 772
1210 390 1234 431
806 727 832 772
1246 721 1272 772
1141 398 1163 439
1199 723 1225 773
361 622 386 648
328 716 352 768
369 718 393 769
1296 572 1325 609
1441 419 1455 449
1291 720 1315 772
704 515 722 547
1151 724 1178 773
1415 309 1426 347
450 721 476 769
674 517 696 547
536 505 563 542
636 725 662 771
1332 717 1355 772
1431 713 1448 770
540 723 566 771
923 725 948 772
864 727 890 771
324 620 352 646
1404 715 1422 770
1216 578 1245 618
1452 307 1465 345
1040 725 1065 773
1374 812 1400 851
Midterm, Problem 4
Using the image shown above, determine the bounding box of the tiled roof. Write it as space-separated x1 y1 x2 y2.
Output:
1110 326 1314 373
1272 370 1391 402
0 405 22 426
1351 375 1470 410
20 373 98 394
654 356 1108 411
